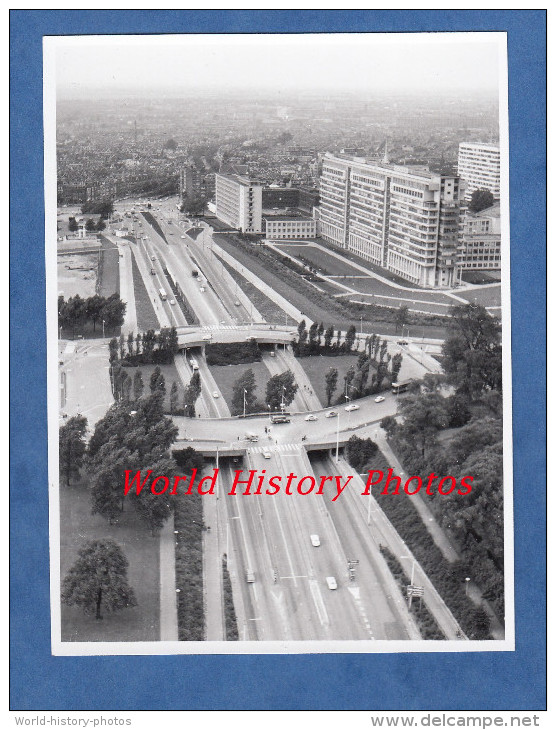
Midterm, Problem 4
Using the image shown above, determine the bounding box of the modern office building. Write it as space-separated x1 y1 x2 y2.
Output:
319 153 463 288
264 213 316 240
215 172 264 233
457 142 500 201
459 204 501 271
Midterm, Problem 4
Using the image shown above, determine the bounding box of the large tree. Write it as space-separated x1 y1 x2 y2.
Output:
133 370 144 400
396 392 448 462
85 295 105 332
169 381 179 415
231 369 257 416
395 305 409 334
61 540 137 620
344 325 357 352
442 303 502 398
183 371 201 418
88 393 178 523
149 366 166 396
100 294 126 332
265 370 298 410
324 367 339 407
468 188 495 213
59 415 88 486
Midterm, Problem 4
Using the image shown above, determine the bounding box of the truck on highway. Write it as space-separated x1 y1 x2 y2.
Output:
159 288 167 301
244 432 259 442
189 358 199 371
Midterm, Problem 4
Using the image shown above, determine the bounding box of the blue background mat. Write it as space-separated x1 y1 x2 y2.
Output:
10 10 546 711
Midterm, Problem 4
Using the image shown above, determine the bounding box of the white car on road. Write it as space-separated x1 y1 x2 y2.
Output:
310 534 321 547
345 404 360 412
305 414 318 421
375 396 385 403
325 411 338 418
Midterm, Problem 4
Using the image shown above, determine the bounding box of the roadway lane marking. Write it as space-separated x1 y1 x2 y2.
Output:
309 579 329 627
269 492 299 588
348 585 375 639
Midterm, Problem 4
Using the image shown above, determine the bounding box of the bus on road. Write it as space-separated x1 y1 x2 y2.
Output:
391 381 410 395
159 288 167 301
270 413 291 424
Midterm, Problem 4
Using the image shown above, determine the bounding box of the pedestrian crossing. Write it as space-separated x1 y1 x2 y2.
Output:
248 443 301 455
201 324 240 331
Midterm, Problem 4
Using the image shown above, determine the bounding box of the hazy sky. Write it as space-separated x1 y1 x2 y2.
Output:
52 32 503 97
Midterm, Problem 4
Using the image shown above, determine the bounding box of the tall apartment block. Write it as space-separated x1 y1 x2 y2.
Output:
457 142 500 201
215 173 264 233
319 153 462 288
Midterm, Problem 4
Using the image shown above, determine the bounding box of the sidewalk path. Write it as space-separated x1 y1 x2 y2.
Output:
159 513 178 640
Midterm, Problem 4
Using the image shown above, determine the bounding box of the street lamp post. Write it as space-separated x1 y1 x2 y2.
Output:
102 319 105 338
360 315 363 334
335 411 340 463
400 554 416 606
243 389 247 418
465 577 471 596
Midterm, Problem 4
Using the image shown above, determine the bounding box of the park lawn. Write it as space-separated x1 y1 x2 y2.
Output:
274 242 367 277
209 360 270 414
456 285 502 308
97 236 120 298
60 478 160 642
298 353 371 408
131 254 159 331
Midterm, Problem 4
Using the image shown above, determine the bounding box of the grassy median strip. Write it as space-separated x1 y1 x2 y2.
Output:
216 254 290 323
222 555 239 641
379 545 445 640
374 481 493 640
174 494 205 641
131 254 159 331
142 211 167 243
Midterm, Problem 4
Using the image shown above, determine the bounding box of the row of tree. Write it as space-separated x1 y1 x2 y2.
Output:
379 303 504 622
293 320 402 365
108 361 202 418
108 327 179 366
58 294 126 338
68 217 106 233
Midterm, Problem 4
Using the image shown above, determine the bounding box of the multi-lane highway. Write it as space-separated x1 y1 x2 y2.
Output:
67 198 464 642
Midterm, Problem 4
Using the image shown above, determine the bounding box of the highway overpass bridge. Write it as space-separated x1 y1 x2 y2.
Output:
175 323 297 349
175 322 443 350
171 437 350 459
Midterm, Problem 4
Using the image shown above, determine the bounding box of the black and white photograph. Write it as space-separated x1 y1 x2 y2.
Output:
44 31 512 654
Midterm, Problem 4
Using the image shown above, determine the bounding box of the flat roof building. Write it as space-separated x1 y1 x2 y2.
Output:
457 142 500 201
459 203 501 272
215 173 264 233
264 211 316 240
319 153 463 288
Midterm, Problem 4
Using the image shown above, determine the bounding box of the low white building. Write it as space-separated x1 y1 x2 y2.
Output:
264 215 316 240
459 204 501 271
